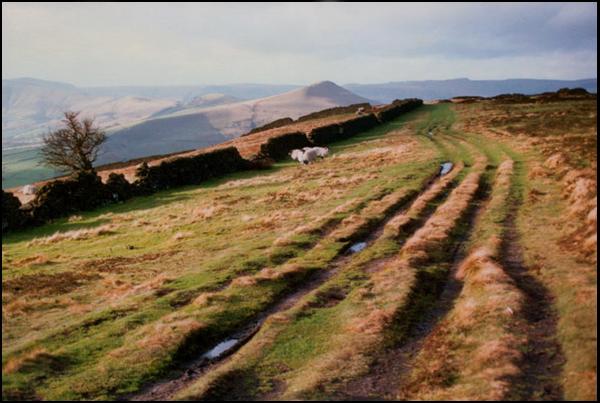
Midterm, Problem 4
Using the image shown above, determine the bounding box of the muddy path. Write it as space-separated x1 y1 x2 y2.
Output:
499 163 565 400
125 172 450 401
335 167 492 400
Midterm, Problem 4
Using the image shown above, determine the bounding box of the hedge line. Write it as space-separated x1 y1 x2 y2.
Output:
374 98 423 122
241 103 371 137
258 131 312 161
2 147 248 232
307 110 390 145
134 147 247 192
2 99 423 233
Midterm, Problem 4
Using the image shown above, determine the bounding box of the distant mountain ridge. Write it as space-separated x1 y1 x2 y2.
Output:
345 78 597 103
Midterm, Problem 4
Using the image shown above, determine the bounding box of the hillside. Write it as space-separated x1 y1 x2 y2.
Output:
92 81 371 164
1 81 369 187
2 94 596 401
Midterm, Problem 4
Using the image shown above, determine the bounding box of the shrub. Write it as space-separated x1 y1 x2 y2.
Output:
307 123 343 145
307 113 381 145
258 132 312 160
28 171 111 223
134 147 247 192
2 190 28 233
106 173 135 202
339 113 380 137
375 99 423 122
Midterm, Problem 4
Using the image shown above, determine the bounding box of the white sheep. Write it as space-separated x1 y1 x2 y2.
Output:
290 149 304 162
22 184 38 195
303 146 329 158
290 147 330 164
355 107 366 115
300 148 320 164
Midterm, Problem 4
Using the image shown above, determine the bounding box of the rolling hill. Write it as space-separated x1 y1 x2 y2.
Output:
97 81 371 163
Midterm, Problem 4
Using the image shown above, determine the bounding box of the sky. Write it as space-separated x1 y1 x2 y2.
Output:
2 2 597 86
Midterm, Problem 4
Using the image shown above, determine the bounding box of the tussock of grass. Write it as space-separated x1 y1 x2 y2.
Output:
27 224 119 245
404 237 526 400
400 156 526 400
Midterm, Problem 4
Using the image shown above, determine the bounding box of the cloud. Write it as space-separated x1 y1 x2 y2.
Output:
2 2 597 85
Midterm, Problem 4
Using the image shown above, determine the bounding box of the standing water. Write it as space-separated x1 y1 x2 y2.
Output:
349 241 368 253
202 339 239 360
440 162 453 176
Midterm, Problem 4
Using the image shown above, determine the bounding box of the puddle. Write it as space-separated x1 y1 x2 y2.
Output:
440 162 453 176
202 339 239 360
349 242 367 254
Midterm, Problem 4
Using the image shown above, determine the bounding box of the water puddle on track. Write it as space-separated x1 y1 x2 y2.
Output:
440 162 453 176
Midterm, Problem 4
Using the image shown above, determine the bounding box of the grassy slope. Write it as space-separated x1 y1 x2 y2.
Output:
2 100 596 401
2 108 439 400
454 100 597 400
174 104 489 400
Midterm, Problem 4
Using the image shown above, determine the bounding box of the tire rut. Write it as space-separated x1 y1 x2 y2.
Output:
336 165 492 400
126 172 444 401
499 164 565 400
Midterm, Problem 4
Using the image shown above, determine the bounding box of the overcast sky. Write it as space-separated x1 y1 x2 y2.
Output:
2 2 597 86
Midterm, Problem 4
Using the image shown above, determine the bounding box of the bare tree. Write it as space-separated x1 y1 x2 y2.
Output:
41 111 106 173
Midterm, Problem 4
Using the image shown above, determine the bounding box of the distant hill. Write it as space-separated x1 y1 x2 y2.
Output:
345 78 598 103
2 78 299 150
99 113 227 164
2 78 178 148
80 83 300 102
148 93 243 119
97 81 370 163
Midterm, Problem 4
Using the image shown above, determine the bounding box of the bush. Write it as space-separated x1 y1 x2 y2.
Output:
106 173 135 202
307 123 343 145
2 190 28 233
133 147 247 192
307 113 381 145
258 131 312 160
375 99 423 122
339 113 380 137
246 155 275 170
29 171 111 222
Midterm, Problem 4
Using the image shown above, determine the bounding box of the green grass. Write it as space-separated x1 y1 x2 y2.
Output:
2 146 63 190
174 104 491 400
2 108 442 400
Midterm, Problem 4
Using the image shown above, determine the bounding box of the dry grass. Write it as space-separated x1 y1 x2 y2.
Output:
27 224 119 246
2 348 54 375
455 99 597 400
11 254 52 268
404 236 526 401
402 171 481 263
384 162 464 239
